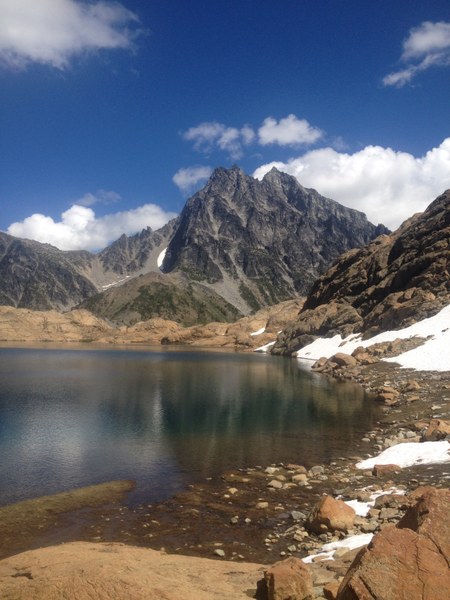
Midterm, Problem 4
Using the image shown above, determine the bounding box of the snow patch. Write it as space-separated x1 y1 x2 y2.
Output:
343 487 405 517
157 247 167 270
254 341 276 353
250 327 266 336
303 533 373 563
356 441 450 470
101 275 130 290
296 304 450 372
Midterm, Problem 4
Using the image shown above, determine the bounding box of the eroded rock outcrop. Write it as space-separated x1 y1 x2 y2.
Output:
0 542 265 600
273 190 450 355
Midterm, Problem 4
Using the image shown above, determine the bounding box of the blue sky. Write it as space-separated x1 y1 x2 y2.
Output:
1 0 450 250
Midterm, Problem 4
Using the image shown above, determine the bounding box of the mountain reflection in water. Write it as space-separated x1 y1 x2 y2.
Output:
0 346 378 506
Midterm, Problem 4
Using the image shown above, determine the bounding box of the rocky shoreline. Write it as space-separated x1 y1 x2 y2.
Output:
0 355 448 598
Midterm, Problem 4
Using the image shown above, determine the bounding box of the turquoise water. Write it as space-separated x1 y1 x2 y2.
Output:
0 346 377 506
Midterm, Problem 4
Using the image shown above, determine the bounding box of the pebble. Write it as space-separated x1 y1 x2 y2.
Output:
267 479 283 489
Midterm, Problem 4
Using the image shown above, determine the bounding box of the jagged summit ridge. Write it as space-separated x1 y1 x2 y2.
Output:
0 167 388 318
162 167 388 312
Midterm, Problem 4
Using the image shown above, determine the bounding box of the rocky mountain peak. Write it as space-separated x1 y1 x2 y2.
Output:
162 166 388 313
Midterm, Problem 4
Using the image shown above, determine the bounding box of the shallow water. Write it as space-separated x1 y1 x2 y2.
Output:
0 345 378 506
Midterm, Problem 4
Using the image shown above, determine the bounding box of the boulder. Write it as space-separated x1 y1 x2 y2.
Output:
330 353 358 368
372 464 402 477
306 496 356 534
336 487 450 600
422 418 450 441
397 486 450 561
337 526 450 600
264 556 313 600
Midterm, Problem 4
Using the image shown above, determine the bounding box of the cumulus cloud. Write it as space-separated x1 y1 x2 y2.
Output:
182 122 255 160
182 114 323 159
253 138 450 230
7 202 177 251
383 21 450 87
0 0 141 70
258 114 323 146
172 166 213 193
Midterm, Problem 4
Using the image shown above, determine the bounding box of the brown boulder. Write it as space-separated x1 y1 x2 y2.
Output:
337 487 450 600
337 526 450 600
422 418 450 441
330 353 358 367
397 486 450 561
264 556 313 600
307 495 356 534
372 464 402 477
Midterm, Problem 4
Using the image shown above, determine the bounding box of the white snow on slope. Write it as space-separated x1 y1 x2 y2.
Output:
157 247 167 270
303 533 374 563
343 487 405 517
296 303 450 371
250 327 266 336
356 440 450 470
255 341 276 352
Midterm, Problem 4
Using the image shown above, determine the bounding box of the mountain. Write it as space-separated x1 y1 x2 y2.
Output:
0 221 175 312
161 166 388 312
0 167 387 319
0 232 97 310
273 190 450 355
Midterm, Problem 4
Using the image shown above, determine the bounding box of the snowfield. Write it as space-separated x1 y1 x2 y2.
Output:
295 303 450 372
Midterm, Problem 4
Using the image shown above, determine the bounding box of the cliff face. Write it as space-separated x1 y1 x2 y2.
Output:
273 190 450 355
97 219 178 276
162 166 387 312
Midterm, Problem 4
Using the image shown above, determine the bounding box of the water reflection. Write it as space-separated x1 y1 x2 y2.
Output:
0 347 378 506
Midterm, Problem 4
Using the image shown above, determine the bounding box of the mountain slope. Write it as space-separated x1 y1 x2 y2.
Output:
0 232 97 310
273 190 450 355
162 166 388 312
80 271 241 326
0 221 175 311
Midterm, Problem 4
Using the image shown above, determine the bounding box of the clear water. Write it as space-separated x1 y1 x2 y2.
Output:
0 346 377 507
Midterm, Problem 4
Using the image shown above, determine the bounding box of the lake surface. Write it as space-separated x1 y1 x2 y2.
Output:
0 346 378 507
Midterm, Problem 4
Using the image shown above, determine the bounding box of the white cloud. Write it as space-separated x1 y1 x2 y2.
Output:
77 189 121 207
383 21 450 87
172 166 213 193
182 114 322 158
7 202 177 251
258 114 323 146
182 121 255 160
0 0 141 70
253 138 450 230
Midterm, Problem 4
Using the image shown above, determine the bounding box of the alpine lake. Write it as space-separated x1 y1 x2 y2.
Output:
0 344 380 509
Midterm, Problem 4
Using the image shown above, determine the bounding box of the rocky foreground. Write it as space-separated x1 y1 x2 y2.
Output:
0 353 449 599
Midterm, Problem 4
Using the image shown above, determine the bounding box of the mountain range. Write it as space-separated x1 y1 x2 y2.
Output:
0 167 388 324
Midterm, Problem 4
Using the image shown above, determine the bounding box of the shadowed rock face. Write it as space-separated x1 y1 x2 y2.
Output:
273 190 450 355
162 166 387 312
0 233 97 310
